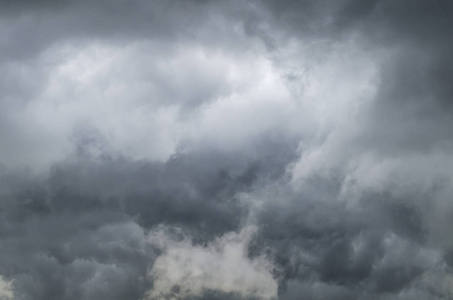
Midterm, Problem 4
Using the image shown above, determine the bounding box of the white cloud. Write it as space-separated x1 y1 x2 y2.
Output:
147 226 278 300
0 39 301 170
0 276 14 300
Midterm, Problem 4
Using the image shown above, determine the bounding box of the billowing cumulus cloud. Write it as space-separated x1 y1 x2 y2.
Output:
1 0 453 299
147 226 277 300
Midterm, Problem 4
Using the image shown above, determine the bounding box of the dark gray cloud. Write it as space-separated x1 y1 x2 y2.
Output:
1 0 453 299
0 135 297 299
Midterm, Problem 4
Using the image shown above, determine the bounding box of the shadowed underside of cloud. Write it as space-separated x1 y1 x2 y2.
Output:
1 0 453 299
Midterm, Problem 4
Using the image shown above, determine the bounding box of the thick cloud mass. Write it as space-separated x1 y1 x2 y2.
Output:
1 0 453 299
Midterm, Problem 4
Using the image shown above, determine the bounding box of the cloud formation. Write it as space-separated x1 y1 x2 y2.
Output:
0 276 14 300
148 226 277 300
1 0 453 299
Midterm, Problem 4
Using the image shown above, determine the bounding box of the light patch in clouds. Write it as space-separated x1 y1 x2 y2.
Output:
0 276 14 300
0 34 378 175
0 40 295 170
284 42 378 185
147 226 278 300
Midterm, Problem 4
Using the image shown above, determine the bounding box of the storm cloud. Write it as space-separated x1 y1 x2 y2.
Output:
1 0 453 299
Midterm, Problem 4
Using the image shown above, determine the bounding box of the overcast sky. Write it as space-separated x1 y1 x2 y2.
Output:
1 0 453 299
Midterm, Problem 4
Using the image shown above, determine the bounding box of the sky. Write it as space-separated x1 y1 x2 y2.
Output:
1 0 453 299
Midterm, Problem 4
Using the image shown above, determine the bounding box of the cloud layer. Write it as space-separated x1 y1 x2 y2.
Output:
1 0 453 299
